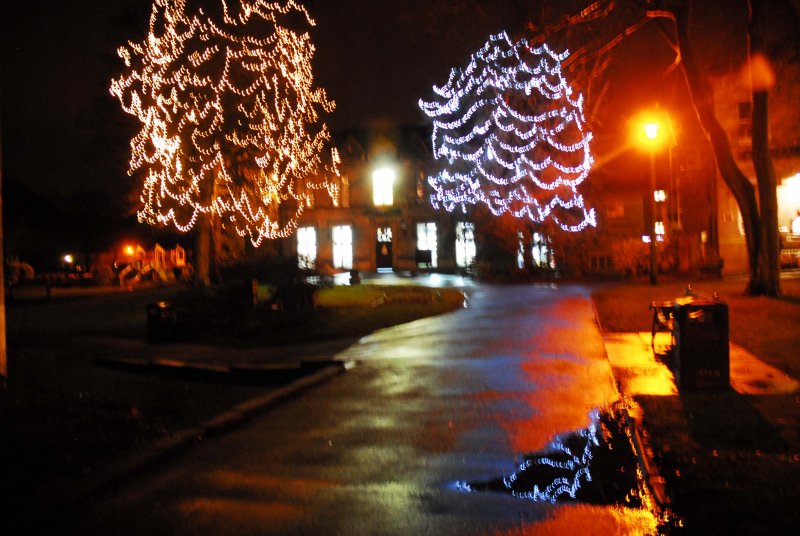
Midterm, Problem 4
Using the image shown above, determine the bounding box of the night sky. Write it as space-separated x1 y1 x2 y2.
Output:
0 0 541 202
2 1 796 238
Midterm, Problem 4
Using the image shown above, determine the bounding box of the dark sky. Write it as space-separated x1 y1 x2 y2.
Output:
3 0 795 205
0 0 529 202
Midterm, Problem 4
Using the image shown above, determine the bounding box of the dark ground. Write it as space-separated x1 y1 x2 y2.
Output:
591 275 800 535
0 282 464 530
2 276 798 534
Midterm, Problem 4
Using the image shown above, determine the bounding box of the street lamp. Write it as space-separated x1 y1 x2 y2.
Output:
646 122 659 285
637 115 668 285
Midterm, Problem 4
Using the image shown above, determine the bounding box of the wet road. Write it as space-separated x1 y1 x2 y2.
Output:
78 284 657 535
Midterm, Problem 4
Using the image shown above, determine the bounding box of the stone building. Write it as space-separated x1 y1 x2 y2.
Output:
286 125 475 274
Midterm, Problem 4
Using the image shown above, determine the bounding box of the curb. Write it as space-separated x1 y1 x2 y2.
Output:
627 412 669 506
42 360 350 511
95 355 339 384
589 294 671 511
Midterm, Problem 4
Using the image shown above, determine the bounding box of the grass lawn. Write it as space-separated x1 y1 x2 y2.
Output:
296 284 465 343
178 283 466 346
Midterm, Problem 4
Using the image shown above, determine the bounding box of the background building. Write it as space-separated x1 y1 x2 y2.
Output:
286 125 468 274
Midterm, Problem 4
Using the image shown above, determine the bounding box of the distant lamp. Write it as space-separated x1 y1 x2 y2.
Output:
125 245 136 256
63 254 74 264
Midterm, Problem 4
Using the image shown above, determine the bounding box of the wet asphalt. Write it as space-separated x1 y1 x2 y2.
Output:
72 283 658 535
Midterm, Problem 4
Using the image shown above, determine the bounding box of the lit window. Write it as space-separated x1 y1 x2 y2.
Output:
416 222 437 268
377 227 392 242
519 232 555 269
297 227 316 269
532 232 554 269
373 167 395 206
332 225 353 269
455 222 476 268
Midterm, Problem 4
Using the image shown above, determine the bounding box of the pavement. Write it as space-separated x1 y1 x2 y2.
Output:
603 331 799 397
53 283 657 535
86 300 795 515
602 330 799 512
19 275 798 532
39 336 355 510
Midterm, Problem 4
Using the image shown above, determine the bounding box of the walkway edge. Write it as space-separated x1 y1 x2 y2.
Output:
589 295 670 512
42 361 350 512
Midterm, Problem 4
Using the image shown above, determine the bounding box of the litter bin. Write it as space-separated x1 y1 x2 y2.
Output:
146 301 176 342
671 295 729 391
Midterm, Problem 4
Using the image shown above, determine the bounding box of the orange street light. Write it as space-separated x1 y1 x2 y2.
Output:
644 122 660 142
633 112 669 285
124 245 136 257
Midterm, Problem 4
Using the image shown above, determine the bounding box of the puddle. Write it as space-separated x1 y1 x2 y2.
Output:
455 403 647 507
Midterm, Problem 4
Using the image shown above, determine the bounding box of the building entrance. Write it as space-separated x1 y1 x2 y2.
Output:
376 227 393 269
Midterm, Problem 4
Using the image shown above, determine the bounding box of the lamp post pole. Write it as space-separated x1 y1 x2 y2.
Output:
649 147 658 285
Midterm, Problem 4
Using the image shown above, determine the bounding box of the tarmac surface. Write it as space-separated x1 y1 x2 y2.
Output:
7 274 799 533
58 282 660 535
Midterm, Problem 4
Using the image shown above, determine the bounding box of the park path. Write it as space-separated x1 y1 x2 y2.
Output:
76 284 657 535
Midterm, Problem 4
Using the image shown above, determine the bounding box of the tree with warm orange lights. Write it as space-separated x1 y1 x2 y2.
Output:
110 0 340 285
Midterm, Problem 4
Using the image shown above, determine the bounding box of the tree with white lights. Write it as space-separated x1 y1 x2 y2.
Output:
419 31 595 233
110 0 339 284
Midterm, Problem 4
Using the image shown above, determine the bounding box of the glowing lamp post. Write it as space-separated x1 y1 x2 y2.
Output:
639 119 664 285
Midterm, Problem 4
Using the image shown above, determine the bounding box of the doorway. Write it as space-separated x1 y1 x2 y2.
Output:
376 227 393 270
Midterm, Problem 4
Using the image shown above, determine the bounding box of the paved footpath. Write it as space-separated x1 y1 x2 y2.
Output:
604 331 799 397
69 284 659 536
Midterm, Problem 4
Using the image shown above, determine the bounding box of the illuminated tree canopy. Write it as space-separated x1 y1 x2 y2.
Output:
110 0 340 246
419 31 596 232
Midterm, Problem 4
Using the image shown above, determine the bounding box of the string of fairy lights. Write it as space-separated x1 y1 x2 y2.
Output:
110 0 340 246
419 31 596 232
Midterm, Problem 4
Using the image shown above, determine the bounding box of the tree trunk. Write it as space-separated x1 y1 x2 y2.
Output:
196 214 212 287
749 0 781 296
670 1 762 293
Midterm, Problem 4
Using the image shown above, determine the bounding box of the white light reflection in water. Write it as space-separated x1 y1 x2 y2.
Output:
455 409 600 503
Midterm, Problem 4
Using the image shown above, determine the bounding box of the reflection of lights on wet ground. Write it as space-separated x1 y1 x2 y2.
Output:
455 410 600 503
453 403 664 515
502 410 599 502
